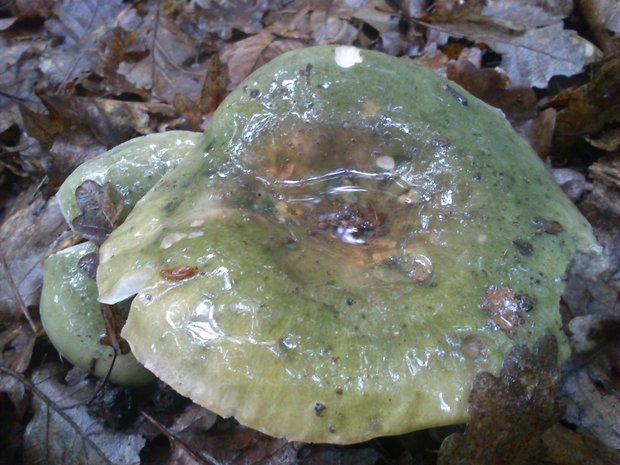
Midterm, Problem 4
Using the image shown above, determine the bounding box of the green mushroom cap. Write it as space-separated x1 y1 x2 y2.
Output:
41 242 153 387
57 131 201 225
96 46 598 443
43 131 200 387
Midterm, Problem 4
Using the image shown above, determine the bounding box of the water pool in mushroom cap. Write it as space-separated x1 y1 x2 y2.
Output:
96 46 597 444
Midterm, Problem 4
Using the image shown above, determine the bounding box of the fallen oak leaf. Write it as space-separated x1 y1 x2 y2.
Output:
438 335 563 465
71 180 123 245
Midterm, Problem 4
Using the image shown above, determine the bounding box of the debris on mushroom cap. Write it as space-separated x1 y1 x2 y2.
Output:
40 242 153 387
41 131 201 387
57 131 201 225
96 46 599 444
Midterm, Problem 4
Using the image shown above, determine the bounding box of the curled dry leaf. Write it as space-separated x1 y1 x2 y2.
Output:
99 303 131 355
71 180 123 245
438 335 563 465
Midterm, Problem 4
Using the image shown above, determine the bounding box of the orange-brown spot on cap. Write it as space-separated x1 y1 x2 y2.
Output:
160 265 199 281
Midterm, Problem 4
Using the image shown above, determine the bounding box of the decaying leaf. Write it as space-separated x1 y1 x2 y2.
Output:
562 368 620 450
543 423 620 465
478 23 600 88
40 95 177 147
438 335 563 465
21 364 145 465
191 0 274 40
548 55 620 156
580 154 620 235
422 0 600 87
39 0 126 87
221 30 307 89
297 445 379 465
0 190 67 322
99 304 130 355
71 180 123 245
560 238 620 450
482 0 573 28
578 0 620 54
0 322 36 374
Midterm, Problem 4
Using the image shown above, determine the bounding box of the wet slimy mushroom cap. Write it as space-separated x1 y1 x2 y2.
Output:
42 131 199 387
41 242 153 387
97 46 598 443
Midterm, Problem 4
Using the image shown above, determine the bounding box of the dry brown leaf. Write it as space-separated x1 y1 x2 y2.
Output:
99 26 151 101
0 322 36 374
543 423 620 465
71 181 123 244
560 236 620 450
579 154 620 235
40 95 177 146
166 420 300 465
121 13 205 104
221 30 308 89
192 0 273 40
562 369 620 450
547 55 620 156
482 0 573 28
438 335 563 465
40 0 126 88
578 0 620 54
298 445 379 465
422 0 600 88
0 191 67 322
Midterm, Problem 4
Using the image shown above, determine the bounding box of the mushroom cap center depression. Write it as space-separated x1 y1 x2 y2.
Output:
238 120 463 285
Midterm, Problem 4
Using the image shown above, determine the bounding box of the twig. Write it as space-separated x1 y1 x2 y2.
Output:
0 366 115 465
87 349 116 404
139 408 223 465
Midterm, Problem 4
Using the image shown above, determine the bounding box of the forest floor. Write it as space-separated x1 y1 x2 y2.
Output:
0 1 619 464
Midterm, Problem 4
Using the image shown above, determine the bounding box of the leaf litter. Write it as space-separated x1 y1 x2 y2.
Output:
1 0 620 464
